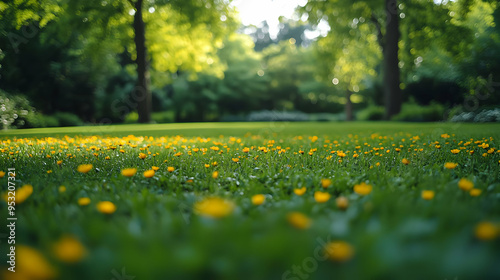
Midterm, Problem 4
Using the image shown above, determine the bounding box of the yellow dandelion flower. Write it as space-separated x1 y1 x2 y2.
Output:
52 236 87 263
354 182 372 196
444 162 458 169
451 149 460 154
47 170 52 174
138 153 147 159
96 201 116 214
9 245 57 280
458 178 474 191
421 190 435 200
167 166 175 172
294 187 306 196
287 212 312 229
232 158 239 163
152 166 159 171
194 197 234 218
58 186 66 193
336 196 349 210
251 194 266 205
314 191 331 203
3 184 33 204
78 197 91 206
470 188 482 196
321 178 332 188
242 147 250 153
212 171 219 179
143 170 155 178
121 168 137 177
475 222 498 241
324 241 354 262
0 171 5 178
402 158 410 165
57 160 63 165
77 164 92 173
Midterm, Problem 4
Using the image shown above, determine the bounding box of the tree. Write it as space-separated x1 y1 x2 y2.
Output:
126 0 236 123
300 0 402 119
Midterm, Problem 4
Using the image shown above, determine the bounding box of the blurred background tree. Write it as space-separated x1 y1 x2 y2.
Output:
0 0 498 128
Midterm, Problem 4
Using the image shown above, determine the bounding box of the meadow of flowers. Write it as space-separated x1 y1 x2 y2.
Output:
1 122 499 279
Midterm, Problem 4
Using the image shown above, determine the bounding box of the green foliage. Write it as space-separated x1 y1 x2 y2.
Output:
151 111 174 123
391 102 445 122
124 111 139 124
0 90 35 129
52 112 84 127
356 105 385 121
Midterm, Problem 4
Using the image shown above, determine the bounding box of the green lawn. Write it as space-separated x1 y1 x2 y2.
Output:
1 122 499 280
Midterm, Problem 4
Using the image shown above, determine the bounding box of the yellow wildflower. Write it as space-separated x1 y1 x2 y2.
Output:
77 164 92 173
321 178 332 188
444 162 458 169
167 166 175 172
324 241 354 262
336 196 349 210
96 201 116 214
458 178 474 191
314 191 331 203
475 222 498 241
251 194 266 205
287 212 312 229
121 168 137 177
212 171 219 179
402 158 410 165
470 188 482 197
143 170 155 178
294 187 306 196
232 158 239 163
194 197 234 218
421 190 435 200
78 197 91 206
52 236 87 263
354 182 372 195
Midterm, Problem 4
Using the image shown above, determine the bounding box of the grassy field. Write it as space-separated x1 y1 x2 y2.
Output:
1 122 500 280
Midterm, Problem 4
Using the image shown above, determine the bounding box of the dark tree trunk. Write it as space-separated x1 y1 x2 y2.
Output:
133 0 151 123
345 90 353 121
383 0 401 120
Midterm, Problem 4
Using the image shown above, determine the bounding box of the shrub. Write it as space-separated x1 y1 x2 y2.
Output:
391 102 444 122
52 112 83 127
473 109 500 122
247 110 309 122
152 111 174 123
124 112 139 124
356 105 385 121
309 113 345 122
0 90 37 129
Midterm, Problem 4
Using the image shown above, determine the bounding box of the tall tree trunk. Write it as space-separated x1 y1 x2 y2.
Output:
345 90 353 121
133 0 151 123
383 0 401 120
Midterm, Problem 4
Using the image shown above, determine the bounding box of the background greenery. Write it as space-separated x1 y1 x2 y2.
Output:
1 0 499 127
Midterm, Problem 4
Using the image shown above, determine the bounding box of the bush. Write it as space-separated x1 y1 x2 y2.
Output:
52 112 83 127
308 113 345 122
0 90 38 129
124 112 139 124
152 111 174 123
450 108 500 122
356 105 385 121
247 110 309 122
391 102 444 122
